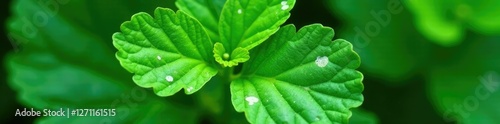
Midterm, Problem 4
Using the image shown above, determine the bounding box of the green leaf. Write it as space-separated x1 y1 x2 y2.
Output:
428 70 500 124
464 1 500 34
216 0 296 67
427 36 500 124
325 0 432 82
6 0 133 109
176 0 227 43
24 0 177 50
113 8 218 96
6 0 200 123
6 52 127 109
404 0 500 46
231 24 364 123
404 0 464 46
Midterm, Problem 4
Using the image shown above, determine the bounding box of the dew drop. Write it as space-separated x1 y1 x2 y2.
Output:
315 56 329 67
245 96 259 105
223 53 230 60
165 75 174 82
157 55 162 60
237 9 242 14
281 1 289 10
187 87 194 92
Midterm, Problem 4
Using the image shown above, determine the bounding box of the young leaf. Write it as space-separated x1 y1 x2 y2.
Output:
112 8 218 96
216 0 296 67
213 42 250 67
231 24 364 123
176 0 227 43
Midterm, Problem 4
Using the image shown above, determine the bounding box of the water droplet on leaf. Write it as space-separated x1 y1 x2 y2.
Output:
315 56 329 67
281 1 289 10
245 96 259 105
165 75 174 82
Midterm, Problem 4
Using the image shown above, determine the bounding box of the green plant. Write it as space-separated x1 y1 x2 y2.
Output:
5 0 365 123
112 0 364 123
326 0 500 123
405 0 500 46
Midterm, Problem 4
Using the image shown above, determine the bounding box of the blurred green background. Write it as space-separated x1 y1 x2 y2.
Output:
2 0 499 124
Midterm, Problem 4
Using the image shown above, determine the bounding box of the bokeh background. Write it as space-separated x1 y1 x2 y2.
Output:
2 0 499 124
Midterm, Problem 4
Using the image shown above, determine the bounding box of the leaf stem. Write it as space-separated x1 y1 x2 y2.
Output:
222 66 234 84
217 64 242 85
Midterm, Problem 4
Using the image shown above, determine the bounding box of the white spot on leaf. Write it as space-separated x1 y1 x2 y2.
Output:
281 1 289 10
157 55 162 60
245 96 259 105
187 87 194 92
315 56 329 67
237 9 242 14
165 75 174 82
304 87 311 91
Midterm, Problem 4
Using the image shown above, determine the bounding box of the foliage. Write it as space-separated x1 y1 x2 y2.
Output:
5 0 365 123
405 0 500 46
326 0 500 123
112 0 365 123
